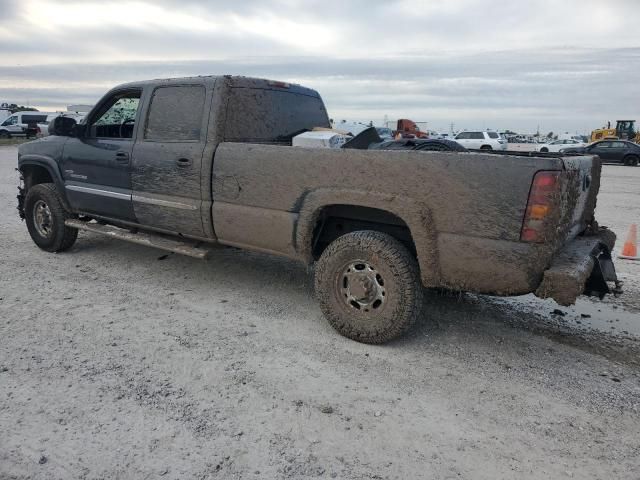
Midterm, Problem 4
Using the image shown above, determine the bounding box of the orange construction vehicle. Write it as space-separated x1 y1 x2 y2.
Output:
394 119 429 139
590 120 640 143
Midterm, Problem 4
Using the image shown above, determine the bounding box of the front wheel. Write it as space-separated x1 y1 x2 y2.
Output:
24 183 78 252
540 147 549 153
314 231 424 344
624 155 639 166
0 130 10 139
480 145 493 150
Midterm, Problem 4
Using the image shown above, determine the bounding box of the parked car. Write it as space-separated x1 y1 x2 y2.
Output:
454 131 508 150
0 111 53 138
16 75 619 344
562 140 640 166
536 139 586 153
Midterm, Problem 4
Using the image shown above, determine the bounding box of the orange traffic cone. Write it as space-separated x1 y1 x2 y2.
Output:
619 224 639 260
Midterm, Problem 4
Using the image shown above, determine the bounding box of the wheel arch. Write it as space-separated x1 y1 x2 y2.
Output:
19 155 65 191
623 153 639 165
295 188 440 287
19 156 71 211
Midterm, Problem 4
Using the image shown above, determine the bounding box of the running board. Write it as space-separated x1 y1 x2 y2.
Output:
65 219 212 259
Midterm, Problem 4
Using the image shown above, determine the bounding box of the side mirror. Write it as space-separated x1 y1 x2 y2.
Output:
50 116 78 137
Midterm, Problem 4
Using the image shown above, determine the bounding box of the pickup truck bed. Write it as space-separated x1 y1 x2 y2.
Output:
16 75 619 343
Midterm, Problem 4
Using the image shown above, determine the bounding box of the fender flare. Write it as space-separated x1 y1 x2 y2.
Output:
294 188 441 287
18 155 71 208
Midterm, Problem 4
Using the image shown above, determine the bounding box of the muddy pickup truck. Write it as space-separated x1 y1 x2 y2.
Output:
16 75 620 343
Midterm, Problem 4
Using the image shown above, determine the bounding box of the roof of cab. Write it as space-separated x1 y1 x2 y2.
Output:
112 75 322 98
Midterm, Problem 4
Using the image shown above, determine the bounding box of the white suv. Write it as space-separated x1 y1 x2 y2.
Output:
454 131 508 150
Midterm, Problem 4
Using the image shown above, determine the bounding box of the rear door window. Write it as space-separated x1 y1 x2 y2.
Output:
144 85 206 141
470 132 484 140
21 114 48 124
487 132 499 139
224 87 330 143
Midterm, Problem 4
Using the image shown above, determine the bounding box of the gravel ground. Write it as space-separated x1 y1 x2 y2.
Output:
1 146 639 479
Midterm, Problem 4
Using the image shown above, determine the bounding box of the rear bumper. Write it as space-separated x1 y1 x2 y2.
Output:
535 228 620 305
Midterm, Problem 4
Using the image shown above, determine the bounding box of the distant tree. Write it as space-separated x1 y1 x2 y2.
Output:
546 131 554 139
8 103 38 113
503 129 517 135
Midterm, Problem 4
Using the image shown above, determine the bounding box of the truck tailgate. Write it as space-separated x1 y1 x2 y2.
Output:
535 154 620 305
560 155 601 243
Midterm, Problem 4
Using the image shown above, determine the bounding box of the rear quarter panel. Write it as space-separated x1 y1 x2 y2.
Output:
212 143 567 294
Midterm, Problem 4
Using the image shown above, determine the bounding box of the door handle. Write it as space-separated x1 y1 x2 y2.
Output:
115 151 130 164
176 158 192 167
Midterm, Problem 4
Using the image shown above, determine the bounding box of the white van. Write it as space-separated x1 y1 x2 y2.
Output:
0 111 54 138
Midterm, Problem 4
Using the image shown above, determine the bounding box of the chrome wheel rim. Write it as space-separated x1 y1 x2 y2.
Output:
33 199 53 238
339 261 386 313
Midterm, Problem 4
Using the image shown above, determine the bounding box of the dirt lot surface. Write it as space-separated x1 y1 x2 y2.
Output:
1 145 639 479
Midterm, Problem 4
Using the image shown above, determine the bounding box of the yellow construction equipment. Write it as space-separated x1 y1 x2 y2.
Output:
591 120 640 143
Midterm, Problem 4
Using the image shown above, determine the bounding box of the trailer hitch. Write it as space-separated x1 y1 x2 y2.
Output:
584 247 622 299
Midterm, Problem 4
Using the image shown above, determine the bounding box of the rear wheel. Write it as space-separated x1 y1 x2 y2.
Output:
24 183 78 252
540 147 549 153
624 154 639 166
0 130 10 139
314 231 423 344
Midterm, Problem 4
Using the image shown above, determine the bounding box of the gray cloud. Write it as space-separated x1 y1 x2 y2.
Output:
1 1 639 133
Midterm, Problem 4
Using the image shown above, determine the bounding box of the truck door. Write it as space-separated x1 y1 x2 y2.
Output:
61 89 142 220
130 84 210 237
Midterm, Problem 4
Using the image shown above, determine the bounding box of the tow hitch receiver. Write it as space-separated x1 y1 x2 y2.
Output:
584 248 622 299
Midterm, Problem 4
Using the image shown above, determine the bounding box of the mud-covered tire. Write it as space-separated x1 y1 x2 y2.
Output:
24 183 78 252
314 231 423 344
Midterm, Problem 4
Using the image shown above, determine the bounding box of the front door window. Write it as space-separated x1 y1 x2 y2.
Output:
89 92 141 139
2 116 17 126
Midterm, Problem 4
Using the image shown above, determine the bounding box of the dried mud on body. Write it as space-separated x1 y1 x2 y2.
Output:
1 146 639 480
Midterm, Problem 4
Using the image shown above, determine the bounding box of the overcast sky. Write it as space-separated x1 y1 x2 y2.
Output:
1 0 639 133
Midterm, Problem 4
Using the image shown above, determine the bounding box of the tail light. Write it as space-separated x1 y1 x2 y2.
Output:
520 171 561 242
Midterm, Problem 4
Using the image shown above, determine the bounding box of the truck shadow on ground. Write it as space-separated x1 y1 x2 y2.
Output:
70 233 640 367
